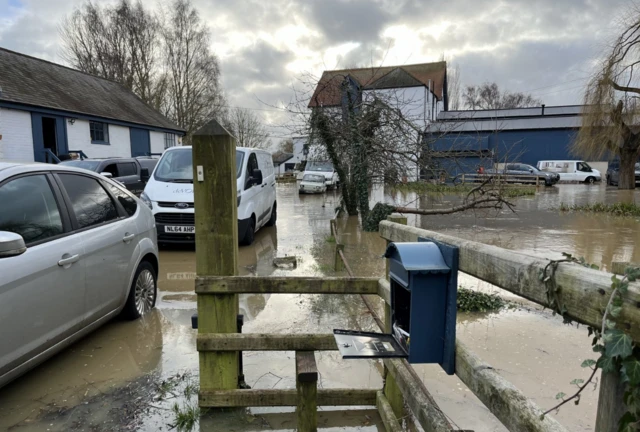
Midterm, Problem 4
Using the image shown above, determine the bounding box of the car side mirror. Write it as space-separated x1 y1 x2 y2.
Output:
0 231 27 258
141 168 150 183
529 169 534 173
100 172 113 179
252 169 263 186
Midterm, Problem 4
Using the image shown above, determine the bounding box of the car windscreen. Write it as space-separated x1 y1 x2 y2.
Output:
303 174 325 182
307 161 333 172
154 148 244 182
59 160 101 171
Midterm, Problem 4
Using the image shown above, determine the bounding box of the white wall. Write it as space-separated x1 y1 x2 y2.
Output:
0 107 35 162
66 119 131 158
150 131 165 154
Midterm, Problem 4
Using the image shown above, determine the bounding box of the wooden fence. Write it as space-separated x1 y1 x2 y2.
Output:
193 121 636 431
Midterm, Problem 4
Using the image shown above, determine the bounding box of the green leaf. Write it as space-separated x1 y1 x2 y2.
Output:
610 305 623 318
555 392 566 400
570 379 585 385
606 319 617 330
593 344 605 353
619 281 629 294
617 412 638 432
621 358 640 386
590 264 599 270
581 359 597 368
603 329 633 359
597 355 618 373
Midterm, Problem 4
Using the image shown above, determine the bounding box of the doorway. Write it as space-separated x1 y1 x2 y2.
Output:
41 117 57 156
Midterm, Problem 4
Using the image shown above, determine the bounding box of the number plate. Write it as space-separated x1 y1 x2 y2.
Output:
165 225 195 233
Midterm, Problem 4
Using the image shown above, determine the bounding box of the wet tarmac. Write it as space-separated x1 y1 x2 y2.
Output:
1 182 638 431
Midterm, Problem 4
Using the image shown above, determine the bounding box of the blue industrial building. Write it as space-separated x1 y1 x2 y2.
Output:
423 105 605 177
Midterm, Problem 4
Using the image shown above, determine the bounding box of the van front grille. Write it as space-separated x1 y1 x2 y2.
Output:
157 202 195 208
154 213 195 225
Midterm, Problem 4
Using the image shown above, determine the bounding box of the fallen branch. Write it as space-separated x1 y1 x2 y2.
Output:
395 196 516 216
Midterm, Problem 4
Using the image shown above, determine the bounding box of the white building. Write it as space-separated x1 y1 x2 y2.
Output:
308 62 448 181
0 48 184 163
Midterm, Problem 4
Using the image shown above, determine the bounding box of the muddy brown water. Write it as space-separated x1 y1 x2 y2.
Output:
1 183 638 431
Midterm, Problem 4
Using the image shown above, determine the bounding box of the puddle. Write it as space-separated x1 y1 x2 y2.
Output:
1 182 637 431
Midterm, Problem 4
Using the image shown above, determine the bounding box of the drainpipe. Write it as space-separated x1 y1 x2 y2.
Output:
541 104 546 116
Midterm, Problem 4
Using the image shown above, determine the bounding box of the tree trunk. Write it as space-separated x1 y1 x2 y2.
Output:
618 145 638 190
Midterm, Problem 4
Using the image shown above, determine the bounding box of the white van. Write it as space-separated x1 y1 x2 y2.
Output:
303 160 339 189
140 146 276 246
537 160 602 184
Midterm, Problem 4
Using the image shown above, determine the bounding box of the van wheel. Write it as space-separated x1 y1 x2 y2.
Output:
122 261 156 320
265 203 277 226
585 176 596 184
241 217 255 246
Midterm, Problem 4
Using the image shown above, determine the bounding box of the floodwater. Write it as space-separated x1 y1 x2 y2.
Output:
1 182 638 431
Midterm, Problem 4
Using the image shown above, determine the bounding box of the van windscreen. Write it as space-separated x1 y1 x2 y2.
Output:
154 149 244 182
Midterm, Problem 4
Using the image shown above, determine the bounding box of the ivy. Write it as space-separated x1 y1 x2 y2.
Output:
541 259 640 432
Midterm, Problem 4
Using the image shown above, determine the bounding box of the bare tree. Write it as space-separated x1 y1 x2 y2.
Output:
463 82 541 110
278 139 294 153
448 64 462 110
573 10 640 189
225 107 270 149
60 0 163 108
161 0 226 142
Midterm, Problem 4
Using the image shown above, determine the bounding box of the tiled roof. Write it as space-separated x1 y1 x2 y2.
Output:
309 62 446 108
0 48 183 133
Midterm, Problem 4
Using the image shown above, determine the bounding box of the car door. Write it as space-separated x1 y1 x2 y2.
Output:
258 153 275 221
242 152 264 228
0 173 85 379
55 173 138 323
116 161 142 194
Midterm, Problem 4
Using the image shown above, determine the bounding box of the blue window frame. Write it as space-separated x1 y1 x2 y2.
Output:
90 122 109 144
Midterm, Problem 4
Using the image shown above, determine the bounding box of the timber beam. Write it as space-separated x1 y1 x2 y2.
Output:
196 276 379 294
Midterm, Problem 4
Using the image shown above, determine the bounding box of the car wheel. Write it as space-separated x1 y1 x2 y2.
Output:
122 261 157 320
585 176 596 184
265 203 277 227
241 217 255 246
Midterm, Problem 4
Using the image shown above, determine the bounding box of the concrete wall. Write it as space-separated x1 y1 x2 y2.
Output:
0 107 35 162
66 119 131 158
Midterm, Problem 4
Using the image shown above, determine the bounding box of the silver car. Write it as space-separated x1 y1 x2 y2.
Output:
0 162 159 388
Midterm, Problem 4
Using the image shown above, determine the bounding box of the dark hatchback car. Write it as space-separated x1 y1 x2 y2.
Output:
486 163 560 186
606 160 640 186
60 157 157 195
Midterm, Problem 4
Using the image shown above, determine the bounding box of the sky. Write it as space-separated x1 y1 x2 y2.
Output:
0 0 633 141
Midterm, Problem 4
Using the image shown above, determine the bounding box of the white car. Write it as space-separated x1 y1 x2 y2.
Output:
0 162 159 388
299 173 328 194
537 160 602 184
304 160 339 189
141 146 276 246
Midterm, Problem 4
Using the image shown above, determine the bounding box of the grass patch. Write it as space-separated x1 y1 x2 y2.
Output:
393 182 536 198
325 235 336 243
457 287 505 312
559 202 640 217
172 402 200 432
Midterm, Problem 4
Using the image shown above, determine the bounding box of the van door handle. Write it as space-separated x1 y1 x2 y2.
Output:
123 233 136 243
261 184 266 188
58 254 80 267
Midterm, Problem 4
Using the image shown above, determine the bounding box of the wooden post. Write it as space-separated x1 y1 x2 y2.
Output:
335 243 345 271
296 351 318 432
193 119 239 398
383 214 407 419
595 263 631 431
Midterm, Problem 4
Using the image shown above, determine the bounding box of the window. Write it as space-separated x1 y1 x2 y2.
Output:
105 183 137 217
59 174 118 229
0 175 64 244
245 153 259 190
117 162 137 176
90 122 109 144
102 163 118 176
165 133 177 149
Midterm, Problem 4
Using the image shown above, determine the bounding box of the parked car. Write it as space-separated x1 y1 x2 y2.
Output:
0 162 159 389
537 160 602 184
59 157 155 195
303 160 339 189
299 173 328 194
485 163 560 186
141 146 276 246
606 160 640 186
